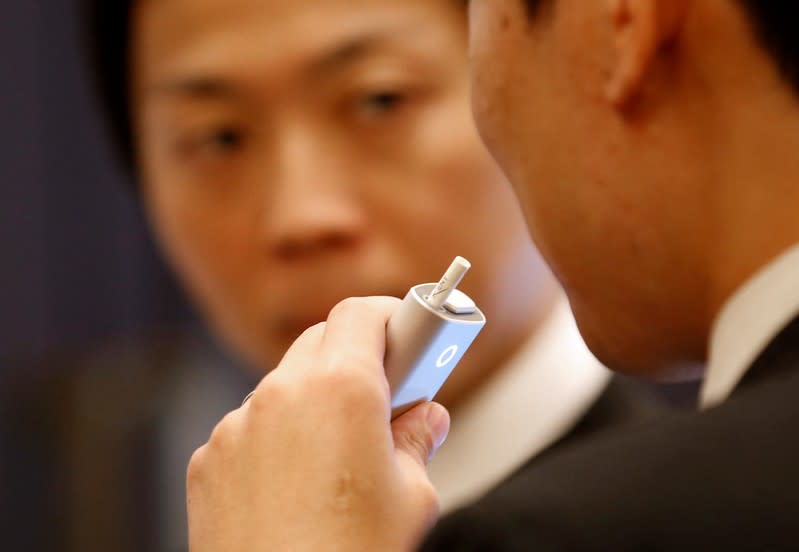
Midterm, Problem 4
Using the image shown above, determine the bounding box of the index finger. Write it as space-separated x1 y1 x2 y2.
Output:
319 296 401 378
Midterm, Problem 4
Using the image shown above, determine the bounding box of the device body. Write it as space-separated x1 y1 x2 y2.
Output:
385 283 486 418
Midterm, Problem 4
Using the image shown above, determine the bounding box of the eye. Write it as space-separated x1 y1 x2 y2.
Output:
171 122 248 165
203 127 244 151
358 90 406 116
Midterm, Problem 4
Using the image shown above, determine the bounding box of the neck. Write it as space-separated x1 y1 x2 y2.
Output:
679 1 799 349
704 87 799 335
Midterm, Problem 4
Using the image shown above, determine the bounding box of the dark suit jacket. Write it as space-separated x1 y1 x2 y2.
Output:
422 316 799 551
0 334 662 552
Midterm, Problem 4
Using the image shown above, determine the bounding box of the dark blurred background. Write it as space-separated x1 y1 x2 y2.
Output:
0 5 215 549
0 0 189 368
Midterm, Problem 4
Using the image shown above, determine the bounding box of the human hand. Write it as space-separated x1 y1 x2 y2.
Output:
186 297 451 552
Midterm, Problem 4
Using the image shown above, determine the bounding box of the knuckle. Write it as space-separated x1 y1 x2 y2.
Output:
186 445 208 489
320 363 386 406
418 479 440 516
327 296 367 320
250 374 293 413
296 321 326 343
324 349 379 378
207 410 240 451
397 427 435 465
247 385 272 414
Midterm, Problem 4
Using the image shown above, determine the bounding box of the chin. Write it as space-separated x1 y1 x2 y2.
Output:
569 299 702 381
214 327 278 376
580 325 705 382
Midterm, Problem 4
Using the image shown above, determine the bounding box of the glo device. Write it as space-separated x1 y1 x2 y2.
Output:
385 256 486 419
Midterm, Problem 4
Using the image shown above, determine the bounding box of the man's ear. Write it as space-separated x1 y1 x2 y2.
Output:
605 0 690 107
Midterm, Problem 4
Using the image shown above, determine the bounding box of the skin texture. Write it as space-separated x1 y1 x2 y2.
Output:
131 0 558 409
178 0 799 549
469 0 799 379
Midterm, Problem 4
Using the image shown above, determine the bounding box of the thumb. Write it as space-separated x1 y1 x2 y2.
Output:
391 402 450 468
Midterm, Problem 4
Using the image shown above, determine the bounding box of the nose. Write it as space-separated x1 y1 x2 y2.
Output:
259 130 367 263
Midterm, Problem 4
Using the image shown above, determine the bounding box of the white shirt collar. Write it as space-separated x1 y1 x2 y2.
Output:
428 294 611 514
701 242 799 409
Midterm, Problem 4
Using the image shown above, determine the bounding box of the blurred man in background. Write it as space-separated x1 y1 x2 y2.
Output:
1 1 662 551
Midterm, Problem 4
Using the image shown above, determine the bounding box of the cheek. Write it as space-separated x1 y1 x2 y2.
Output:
398 101 533 274
468 0 523 166
142 176 257 315
396 99 506 235
469 49 507 169
357 99 519 292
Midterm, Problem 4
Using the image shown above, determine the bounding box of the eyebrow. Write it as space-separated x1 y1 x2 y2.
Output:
308 31 391 77
146 28 407 100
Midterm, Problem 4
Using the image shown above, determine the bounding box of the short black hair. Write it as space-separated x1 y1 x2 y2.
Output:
737 1 799 91
84 0 799 173
84 1 134 172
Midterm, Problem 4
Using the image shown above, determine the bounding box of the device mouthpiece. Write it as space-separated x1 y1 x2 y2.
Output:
425 256 471 310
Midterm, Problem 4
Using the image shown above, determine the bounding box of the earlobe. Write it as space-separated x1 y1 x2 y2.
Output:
605 0 690 108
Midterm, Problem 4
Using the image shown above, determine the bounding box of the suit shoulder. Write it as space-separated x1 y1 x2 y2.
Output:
423 368 799 551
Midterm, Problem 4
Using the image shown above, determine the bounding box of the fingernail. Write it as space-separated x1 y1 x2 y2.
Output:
426 403 450 452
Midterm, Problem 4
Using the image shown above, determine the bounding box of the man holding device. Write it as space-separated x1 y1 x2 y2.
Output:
173 0 799 550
